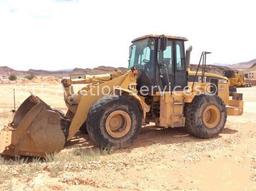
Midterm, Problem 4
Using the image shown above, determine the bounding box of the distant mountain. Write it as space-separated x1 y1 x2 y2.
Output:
27 69 70 76
247 63 256 71
190 64 232 75
5 61 254 78
229 59 256 70
0 66 27 76
212 63 231 67
0 65 128 77
72 66 128 75
0 66 17 75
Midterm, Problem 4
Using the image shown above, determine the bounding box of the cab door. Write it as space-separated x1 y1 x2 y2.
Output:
158 39 187 90
173 41 187 89
158 40 174 90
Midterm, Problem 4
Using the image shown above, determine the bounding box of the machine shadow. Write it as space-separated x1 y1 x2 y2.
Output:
65 126 238 154
0 127 238 162
221 128 238 135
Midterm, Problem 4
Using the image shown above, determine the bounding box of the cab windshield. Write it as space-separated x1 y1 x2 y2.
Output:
128 38 154 69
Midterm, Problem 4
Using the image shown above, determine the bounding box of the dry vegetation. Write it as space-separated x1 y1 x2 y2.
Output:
0 82 255 190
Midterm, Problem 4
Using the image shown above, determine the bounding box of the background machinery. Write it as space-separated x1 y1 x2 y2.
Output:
0 35 243 157
224 69 251 94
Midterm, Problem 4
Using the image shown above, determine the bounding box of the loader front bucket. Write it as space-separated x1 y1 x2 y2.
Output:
0 95 70 157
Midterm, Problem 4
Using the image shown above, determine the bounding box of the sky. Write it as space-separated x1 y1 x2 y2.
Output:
0 0 255 70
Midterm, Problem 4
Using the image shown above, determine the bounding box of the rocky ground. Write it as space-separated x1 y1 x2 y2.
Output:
0 84 255 191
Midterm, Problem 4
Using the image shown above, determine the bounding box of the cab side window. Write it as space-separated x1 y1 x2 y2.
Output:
175 41 185 71
163 42 173 74
141 47 151 65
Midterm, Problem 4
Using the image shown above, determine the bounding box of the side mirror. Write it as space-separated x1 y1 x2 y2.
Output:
185 46 193 69
129 45 133 58
159 35 167 51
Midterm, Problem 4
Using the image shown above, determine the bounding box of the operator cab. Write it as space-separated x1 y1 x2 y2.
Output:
128 34 189 94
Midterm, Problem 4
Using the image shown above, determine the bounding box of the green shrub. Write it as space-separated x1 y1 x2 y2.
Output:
8 74 17 81
25 74 35 80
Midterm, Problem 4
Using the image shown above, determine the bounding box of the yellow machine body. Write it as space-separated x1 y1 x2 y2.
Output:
0 35 244 157
229 72 246 87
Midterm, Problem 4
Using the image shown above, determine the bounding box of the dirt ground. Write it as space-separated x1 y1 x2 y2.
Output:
0 83 255 191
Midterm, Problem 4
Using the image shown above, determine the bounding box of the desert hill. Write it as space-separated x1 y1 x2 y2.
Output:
0 66 21 76
1 59 256 80
247 63 256 71
189 64 232 75
230 58 256 70
0 66 128 77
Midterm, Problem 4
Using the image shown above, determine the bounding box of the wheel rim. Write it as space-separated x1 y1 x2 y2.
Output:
105 110 132 138
202 105 221 129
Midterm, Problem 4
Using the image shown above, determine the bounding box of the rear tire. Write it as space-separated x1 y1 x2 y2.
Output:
86 95 142 149
185 95 227 138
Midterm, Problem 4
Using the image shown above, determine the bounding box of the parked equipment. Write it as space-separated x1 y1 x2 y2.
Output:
224 69 252 95
0 35 243 157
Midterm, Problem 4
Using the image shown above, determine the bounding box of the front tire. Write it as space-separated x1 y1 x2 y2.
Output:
185 95 227 138
86 95 142 149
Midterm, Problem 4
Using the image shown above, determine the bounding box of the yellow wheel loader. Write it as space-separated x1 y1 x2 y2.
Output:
224 70 252 95
224 70 246 87
0 34 243 157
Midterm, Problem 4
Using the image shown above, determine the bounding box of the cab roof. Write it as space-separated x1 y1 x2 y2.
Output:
132 34 188 42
